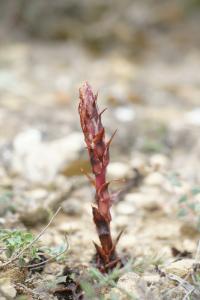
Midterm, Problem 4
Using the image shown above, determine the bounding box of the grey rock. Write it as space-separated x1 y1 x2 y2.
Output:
0 280 17 299
12 130 84 184
164 259 195 277
62 198 82 216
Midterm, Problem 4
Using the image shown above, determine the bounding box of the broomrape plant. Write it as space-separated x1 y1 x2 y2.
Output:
79 82 122 273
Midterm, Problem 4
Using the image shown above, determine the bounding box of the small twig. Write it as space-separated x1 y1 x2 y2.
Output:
0 207 61 269
167 273 193 290
183 288 195 300
194 240 200 263
25 234 69 269
162 240 200 299
168 273 200 300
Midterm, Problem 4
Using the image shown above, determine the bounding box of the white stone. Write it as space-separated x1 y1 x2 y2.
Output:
142 274 160 284
114 106 135 122
130 156 147 175
145 221 180 240
105 272 154 300
150 154 168 170
107 162 131 179
125 192 160 211
144 172 165 186
12 131 84 183
105 272 140 300
13 128 42 155
19 205 49 226
117 272 140 289
25 188 48 200
116 202 136 215
164 259 195 277
58 221 80 234
185 108 200 126
0 280 17 299
113 215 129 228
62 198 82 216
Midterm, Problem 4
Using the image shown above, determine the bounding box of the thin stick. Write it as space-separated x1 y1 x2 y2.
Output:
183 288 195 300
194 239 200 263
25 234 69 269
0 207 61 269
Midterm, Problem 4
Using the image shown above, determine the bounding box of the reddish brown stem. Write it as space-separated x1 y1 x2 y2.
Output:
78 82 122 272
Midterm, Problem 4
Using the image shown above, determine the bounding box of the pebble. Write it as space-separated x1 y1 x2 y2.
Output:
105 272 140 300
17 182 73 225
62 198 82 216
119 234 137 249
116 202 136 215
25 188 48 200
185 108 200 126
146 221 180 240
180 223 199 238
0 280 17 299
117 272 140 290
150 154 168 171
13 128 42 155
18 192 50 225
12 131 84 183
125 192 160 211
114 106 135 122
113 215 129 229
58 221 80 234
19 205 49 226
130 156 147 175
105 272 155 300
107 162 131 180
164 259 195 277
144 172 165 186
142 274 160 285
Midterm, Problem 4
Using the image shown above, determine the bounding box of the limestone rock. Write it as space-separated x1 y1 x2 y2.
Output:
150 154 168 171
12 130 84 184
116 202 136 215
107 162 131 180
105 272 155 300
0 280 16 299
124 192 160 211
145 172 165 186
62 198 82 216
164 259 195 277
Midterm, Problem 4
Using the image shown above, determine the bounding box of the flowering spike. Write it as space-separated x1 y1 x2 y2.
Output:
79 82 122 272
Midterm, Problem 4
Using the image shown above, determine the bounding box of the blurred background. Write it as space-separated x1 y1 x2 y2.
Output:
0 0 200 274
0 0 200 177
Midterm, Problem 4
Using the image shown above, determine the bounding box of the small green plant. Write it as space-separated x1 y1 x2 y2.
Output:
0 228 68 268
177 186 200 230
0 189 15 214
43 243 68 262
0 229 40 266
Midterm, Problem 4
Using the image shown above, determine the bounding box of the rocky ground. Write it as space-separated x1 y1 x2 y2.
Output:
0 1 200 299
